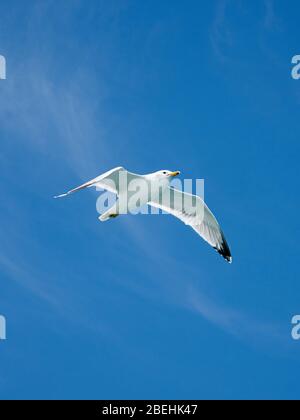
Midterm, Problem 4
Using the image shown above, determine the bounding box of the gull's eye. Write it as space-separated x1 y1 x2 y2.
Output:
163 171 167 175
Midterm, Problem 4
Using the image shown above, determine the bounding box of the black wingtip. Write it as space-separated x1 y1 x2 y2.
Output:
214 232 232 263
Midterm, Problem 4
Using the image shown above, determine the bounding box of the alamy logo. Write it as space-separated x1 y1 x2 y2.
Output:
0 55 6 80
95 172 205 221
291 315 300 340
291 55 300 80
0 315 6 340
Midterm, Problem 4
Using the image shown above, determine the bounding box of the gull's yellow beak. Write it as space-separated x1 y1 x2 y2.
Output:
169 171 181 177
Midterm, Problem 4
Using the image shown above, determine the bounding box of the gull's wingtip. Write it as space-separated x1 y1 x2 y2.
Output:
217 251 232 263
214 234 232 263
53 193 68 199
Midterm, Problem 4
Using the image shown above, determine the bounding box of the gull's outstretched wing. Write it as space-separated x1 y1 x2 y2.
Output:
149 187 232 263
54 166 130 198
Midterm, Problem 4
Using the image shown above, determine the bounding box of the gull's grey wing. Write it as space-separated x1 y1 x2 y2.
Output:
54 166 134 198
149 186 232 263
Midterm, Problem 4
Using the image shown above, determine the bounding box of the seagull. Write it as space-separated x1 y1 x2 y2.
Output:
55 167 232 263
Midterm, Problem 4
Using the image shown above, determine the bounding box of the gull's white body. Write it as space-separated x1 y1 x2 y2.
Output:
55 167 232 263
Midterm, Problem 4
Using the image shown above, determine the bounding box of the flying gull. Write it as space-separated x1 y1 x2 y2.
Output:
55 167 232 263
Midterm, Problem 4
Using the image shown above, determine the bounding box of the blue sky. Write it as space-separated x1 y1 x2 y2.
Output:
0 0 300 400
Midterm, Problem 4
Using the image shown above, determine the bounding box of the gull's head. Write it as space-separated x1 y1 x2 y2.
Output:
153 170 181 180
146 170 181 188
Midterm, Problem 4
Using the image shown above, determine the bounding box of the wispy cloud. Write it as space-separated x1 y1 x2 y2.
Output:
186 285 288 351
0 0 290 360
0 252 59 307
111 219 289 353
210 0 233 63
210 0 280 64
0 65 108 179
264 0 276 30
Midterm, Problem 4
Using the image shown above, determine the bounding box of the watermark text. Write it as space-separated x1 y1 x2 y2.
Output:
291 55 300 80
0 55 6 80
95 172 205 221
291 315 300 340
0 315 6 340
